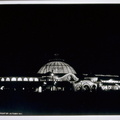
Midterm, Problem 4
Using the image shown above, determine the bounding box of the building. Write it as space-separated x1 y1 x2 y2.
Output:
0 59 79 93
81 74 120 91
0 57 120 93
37 59 79 92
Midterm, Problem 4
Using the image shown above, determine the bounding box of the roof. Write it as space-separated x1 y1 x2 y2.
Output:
37 61 77 74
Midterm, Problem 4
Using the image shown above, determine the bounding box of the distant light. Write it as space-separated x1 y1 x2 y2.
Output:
51 73 54 76
1 78 5 81
0 86 4 90
95 74 119 77
29 78 33 81
14 88 16 91
11 77 16 81
43 82 47 85
101 79 120 83
38 86 42 93
54 81 57 85
83 74 88 76
6 77 10 81
22 88 25 90
23 77 28 81
114 86 119 90
34 78 39 81
18 77 22 81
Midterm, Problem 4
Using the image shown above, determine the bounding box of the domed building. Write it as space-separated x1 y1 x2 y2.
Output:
0 57 79 93
37 60 77 76
37 59 79 92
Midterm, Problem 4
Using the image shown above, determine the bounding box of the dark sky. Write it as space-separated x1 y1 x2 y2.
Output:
0 4 120 75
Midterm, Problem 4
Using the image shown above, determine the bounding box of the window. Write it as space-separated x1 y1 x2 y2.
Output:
1 78 5 81
34 78 39 82
18 77 22 81
29 78 33 81
23 77 28 81
11 77 17 81
6 77 10 81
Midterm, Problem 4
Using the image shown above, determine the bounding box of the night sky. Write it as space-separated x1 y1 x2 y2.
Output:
0 4 120 76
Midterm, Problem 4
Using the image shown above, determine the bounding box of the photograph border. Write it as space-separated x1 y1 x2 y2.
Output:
0 0 120 119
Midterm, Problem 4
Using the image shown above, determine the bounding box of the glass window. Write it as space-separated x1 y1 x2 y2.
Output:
11 77 17 81
23 77 28 81
29 78 33 81
1 78 5 81
18 77 22 81
34 78 39 81
6 77 10 81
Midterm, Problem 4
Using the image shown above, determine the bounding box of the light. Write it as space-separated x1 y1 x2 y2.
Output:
29 78 33 81
18 77 22 81
38 86 42 93
34 78 39 81
6 77 10 81
43 82 47 85
54 81 57 85
11 77 17 81
14 88 16 91
23 77 28 81
1 78 5 81
51 73 54 76
91 77 98 82
95 74 119 77
0 86 4 90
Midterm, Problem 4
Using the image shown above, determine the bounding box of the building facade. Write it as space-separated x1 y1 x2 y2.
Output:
0 59 120 93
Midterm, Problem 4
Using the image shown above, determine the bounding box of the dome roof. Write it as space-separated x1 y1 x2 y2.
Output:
38 61 77 74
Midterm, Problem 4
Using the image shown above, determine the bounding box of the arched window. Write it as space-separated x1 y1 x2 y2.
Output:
34 78 39 82
6 77 10 81
29 78 33 81
18 77 22 81
23 77 28 81
1 78 5 81
11 77 17 81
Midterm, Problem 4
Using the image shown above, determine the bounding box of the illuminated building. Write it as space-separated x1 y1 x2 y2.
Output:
0 57 120 93
37 59 79 92
0 59 79 93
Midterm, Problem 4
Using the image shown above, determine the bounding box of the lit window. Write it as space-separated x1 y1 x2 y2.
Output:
11 77 17 81
1 78 5 81
29 78 33 81
34 78 39 81
6 77 10 81
18 77 22 81
23 77 28 81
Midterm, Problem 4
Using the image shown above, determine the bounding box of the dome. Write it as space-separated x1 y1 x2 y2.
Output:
38 61 77 74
